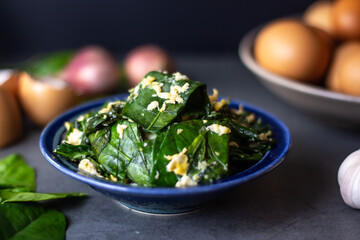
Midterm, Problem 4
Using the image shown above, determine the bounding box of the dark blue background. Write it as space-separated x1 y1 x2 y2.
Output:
0 0 315 60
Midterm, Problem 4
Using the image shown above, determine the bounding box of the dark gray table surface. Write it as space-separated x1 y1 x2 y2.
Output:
1 54 360 240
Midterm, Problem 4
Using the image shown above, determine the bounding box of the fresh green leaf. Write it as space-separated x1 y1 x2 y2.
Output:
25 50 74 77
0 203 66 240
0 154 36 192
0 190 86 204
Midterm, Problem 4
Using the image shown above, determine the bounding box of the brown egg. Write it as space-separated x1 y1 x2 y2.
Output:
0 70 20 100
332 0 360 40
337 51 360 96
326 41 360 91
304 1 335 36
0 86 22 148
254 19 331 83
18 72 81 127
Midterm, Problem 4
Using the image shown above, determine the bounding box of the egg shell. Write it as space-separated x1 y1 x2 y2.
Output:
326 41 360 91
18 72 81 127
0 87 22 148
254 19 331 83
332 0 360 40
0 70 20 100
304 1 335 36
337 51 360 96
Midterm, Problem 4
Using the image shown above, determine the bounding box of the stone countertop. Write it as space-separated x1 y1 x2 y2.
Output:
1 54 360 240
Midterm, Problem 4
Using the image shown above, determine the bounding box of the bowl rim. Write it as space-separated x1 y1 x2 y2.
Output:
40 93 291 197
239 26 360 104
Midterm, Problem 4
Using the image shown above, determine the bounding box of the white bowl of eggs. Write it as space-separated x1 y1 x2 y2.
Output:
239 0 360 127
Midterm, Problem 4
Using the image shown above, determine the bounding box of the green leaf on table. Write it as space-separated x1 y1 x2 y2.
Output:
0 190 86 204
0 203 65 240
122 71 211 132
0 154 36 192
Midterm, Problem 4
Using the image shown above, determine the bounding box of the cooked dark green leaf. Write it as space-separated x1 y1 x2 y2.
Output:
52 71 275 188
151 120 205 186
94 119 151 184
122 71 210 132
54 143 94 161
201 126 230 182
88 127 111 157
84 101 124 133
229 119 259 141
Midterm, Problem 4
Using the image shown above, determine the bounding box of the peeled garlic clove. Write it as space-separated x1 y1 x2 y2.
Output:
338 149 360 209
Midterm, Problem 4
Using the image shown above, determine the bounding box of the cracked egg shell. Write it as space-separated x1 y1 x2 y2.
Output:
18 72 81 127
0 86 22 148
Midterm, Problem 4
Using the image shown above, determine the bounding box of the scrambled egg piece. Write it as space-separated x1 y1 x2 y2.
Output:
173 72 189 80
63 127 83 146
175 175 197 188
78 159 102 177
198 161 209 171
209 88 219 104
148 81 189 105
116 124 128 139
98 101 124 114
206 124 231 136
165 148 189 176
147 101 159 111
214 99 226 111
159 103 167 112
141 75 156 88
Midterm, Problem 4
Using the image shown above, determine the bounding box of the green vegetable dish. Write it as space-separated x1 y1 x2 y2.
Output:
54 71 274 188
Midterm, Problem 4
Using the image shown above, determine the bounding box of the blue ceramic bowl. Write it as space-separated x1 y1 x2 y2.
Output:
40 94 291 215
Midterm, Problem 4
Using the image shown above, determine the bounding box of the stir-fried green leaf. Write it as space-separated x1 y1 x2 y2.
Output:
53 71 274 188
151 120 205 186
93 119 151 184
83 101 124 134
54 143 94 161
122 71 210 132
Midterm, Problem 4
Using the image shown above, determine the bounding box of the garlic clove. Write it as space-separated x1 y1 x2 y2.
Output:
338 149 360 209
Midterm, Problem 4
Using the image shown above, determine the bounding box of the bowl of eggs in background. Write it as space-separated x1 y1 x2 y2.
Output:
239 0 360 127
